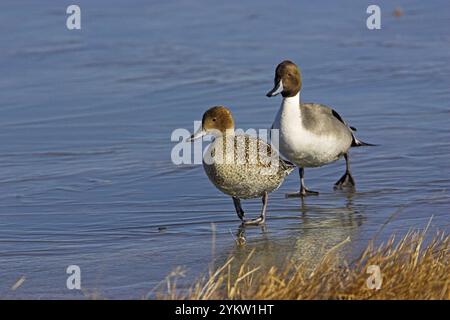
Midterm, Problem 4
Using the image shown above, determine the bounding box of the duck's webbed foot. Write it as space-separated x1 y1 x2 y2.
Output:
242 216 265 226
334 171 355 189
334 153 356 190
285 167 319 197
286 188 319 198
241 191 268 226
301 187 320 196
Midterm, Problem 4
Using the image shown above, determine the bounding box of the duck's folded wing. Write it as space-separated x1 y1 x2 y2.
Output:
329 108 376 146
300 103 351 135
301 103 375 147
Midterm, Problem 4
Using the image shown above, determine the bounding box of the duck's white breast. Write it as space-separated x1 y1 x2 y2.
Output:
273 97 348 167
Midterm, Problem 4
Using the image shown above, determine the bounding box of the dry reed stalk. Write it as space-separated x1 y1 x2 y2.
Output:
159 229 449 300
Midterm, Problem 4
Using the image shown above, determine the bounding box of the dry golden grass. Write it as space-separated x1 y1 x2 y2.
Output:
159 229 449 300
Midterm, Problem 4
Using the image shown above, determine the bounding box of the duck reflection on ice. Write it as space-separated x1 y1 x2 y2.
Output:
228 194 365 272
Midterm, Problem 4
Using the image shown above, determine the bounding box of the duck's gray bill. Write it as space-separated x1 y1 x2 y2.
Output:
266 80 283 97
186 128 207 142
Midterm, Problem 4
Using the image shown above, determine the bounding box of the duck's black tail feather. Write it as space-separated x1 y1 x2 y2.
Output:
283 159 295 167
351 136 377 147
281 159 296 172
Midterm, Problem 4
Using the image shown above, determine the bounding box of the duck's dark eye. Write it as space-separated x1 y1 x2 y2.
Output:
212 118 217 122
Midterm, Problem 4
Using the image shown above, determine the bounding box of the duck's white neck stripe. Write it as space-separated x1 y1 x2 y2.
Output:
281 92 301 115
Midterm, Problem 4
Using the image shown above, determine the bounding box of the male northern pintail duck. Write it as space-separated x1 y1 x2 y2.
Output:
266 60 374 196
188 106 294 225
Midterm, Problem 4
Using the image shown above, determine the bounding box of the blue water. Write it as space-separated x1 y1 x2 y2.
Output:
0 0 449 299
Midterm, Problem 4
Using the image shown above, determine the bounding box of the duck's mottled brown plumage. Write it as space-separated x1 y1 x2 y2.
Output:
203 134 294 199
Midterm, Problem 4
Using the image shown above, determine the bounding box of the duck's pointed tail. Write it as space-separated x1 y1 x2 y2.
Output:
281 158 296 173
351 136 377 147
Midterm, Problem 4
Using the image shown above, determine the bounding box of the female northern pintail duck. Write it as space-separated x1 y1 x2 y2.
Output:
266 60 373 196
188 106 294 225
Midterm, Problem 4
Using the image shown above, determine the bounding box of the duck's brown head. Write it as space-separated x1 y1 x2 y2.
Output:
188 106 234 141
266 60 302 98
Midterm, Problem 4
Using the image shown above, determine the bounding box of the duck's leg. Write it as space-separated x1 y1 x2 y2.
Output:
334 153 355 189
232 196 245 221
243 191 268 226
286 167 319 197
299 168 320 196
